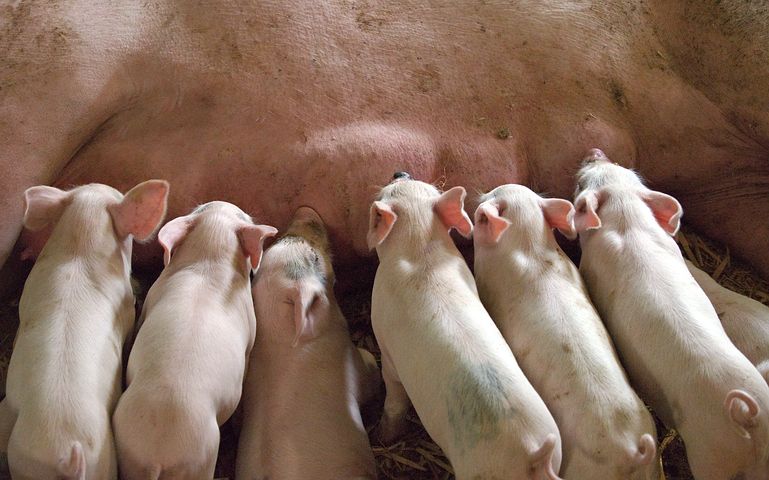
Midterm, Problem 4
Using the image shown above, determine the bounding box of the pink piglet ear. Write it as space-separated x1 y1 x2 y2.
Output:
642 190 682 236
473 202 511 246
109 180 170 241
239 224 278 270
22 186 70 231
434 186 473 238
574 189 603 233
158 215 194 266
540 198 577 240
367 201 397 250
292 285 324 347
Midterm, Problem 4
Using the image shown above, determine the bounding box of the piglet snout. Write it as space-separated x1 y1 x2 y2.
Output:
391 171 412 182
582 148 608 164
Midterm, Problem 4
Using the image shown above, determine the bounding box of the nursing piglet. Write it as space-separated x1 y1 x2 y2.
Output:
687 260 769 386
574 149 769 480
235 207 379 479
473 184 659 480
369 174 563 480
112 201 276 479
1 181 169 480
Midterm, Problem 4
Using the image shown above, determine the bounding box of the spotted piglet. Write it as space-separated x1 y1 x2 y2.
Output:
0 181 169 480
686 260 769 386
473 184 660 480
235 207 380 479
574 149 769 480
368 175 563 480
112 201 276 479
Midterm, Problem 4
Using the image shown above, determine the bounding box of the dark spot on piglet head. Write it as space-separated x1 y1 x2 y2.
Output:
392 171 411 182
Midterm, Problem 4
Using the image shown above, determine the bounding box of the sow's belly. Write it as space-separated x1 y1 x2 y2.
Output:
36 0 643 268
53 115 543 267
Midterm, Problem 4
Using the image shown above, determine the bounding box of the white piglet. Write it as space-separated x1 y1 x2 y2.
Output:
236 207 380 480
686 260 769 386
1 181 169 480
112 201 276 479
574 149 769 480
473 184 660 480
369 174 563 480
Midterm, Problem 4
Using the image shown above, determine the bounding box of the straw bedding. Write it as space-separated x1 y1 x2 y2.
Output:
0 225 766 480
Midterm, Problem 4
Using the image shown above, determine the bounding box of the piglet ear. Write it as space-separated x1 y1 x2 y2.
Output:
22 186 70 231
540 198 576 240
239 224 278 270
292 286 324 347
109 180 170 241
434 186 473 238
642 190 682 236
574 190 603 233
158 215 194 266
367 201 397 250
473 202 511 246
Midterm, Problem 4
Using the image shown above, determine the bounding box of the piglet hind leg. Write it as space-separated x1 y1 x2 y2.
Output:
376 346 411 444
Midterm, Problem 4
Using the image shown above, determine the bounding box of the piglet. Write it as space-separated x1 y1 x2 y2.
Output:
368 174 563 480
687 260 769 386
0 181 169 480
574 149 769 480
235 206 379 479
473 184 659 480
112 201 276 479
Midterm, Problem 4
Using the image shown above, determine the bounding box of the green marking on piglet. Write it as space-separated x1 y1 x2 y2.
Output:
446 362 515 452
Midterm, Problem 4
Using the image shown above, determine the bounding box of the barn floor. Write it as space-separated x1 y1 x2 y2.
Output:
0 226 766 479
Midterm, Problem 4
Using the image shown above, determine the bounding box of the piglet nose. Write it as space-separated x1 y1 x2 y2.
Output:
392 171 412 182
583 148 608 163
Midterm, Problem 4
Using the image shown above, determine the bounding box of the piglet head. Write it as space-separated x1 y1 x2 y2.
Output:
574 151 682 236
21 180 169 260
474 184 576 247
367 178 472 250
254 207 339 346
158 201 277 268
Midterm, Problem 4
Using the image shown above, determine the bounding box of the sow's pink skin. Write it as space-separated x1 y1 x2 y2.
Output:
574 149 769 480
368 175 563 480
686 260 769 386
235 207 380 480
0 181 169 480
112 201 276 480
473 184 660 480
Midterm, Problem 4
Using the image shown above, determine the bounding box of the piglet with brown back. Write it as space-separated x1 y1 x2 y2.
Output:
235 206 379 480
112 201 276 480
0 181 169 480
